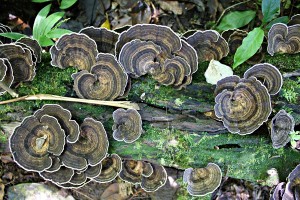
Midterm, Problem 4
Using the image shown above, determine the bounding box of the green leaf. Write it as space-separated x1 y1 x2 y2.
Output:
262 0 280 24
233 27 264 69
60 0 77 9
40 12 65 36
32 0 52 2
0 32 27 40
46 28 73 38
38 35 54 46
266 16 289 29
216 10 256 31
33 4 51 40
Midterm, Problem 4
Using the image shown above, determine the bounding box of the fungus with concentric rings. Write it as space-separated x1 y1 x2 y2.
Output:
214 76 272 135
50 33 98 70
140 163 167 192
283 164 300 200
183 163 222 196
0 23 12 44
112 108 142 143
119 160 153 184
40 166 74 185
16 37 42 63
0 58 14 96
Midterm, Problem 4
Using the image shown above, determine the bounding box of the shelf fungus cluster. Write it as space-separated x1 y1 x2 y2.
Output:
214 63 283 135
0 23 12 44
267 23 300 56
269 110 295 149
183 163 222 196
119 159 167 192
116 24 198 89
112 108 142 143
9 104 123 188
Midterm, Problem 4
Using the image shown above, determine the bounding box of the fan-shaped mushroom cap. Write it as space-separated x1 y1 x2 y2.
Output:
151 56 191 87
0 23 12 44
9 115 66 172
118 39 162 78
175 40 198 75
60 118 109 170
271 182 286 200
16 37 42 63
45 157 61 172
72 53 128 101
267 23 300 56
141 163 167 192
226 30 248 54
0 44 35 83
115 24 181 57
283 164 300 200
183 163 222 196
112 108 142 143
119 160 153 184
214 75 240 96
244 63 283 95
93 154 122 183
50 33 98 70
270 110 295 149
79 27 119 55
40 166 74 184
0 58 14 95
85 163 102 178
34 104 80 143
288 14 300 26
214 76 272 135
204 60 233 85
186 30 229 62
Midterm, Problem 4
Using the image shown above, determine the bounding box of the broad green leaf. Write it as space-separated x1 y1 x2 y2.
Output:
60 0 77 9
38 35 54 46
266 16 289 29
40 12 65 36
33 4 51 40
32 0 52 2
216 10 256 31
0 32 27 40
262 0 280 24
46 28 73 38
233 27 264 69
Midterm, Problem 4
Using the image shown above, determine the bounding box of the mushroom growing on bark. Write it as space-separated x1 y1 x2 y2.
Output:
183 163 222 196
0 58 17 97
16 37 42 63
140 163 167 192
283 164 300 200
40 166 74 185
119 160 153 184
0 23 12 44
50 33 98 70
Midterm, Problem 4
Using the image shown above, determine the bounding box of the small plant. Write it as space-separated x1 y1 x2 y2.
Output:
290 131 300 149
281 78 300 103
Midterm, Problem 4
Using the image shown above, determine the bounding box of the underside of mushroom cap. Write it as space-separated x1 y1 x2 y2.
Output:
214 76 272 135
50 33 98 70
0 58 14 95
140 163 167 192
79 26 119 55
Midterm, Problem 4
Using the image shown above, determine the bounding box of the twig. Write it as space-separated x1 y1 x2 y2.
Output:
0 81 18 98
283 70 300 78
0 94 140 110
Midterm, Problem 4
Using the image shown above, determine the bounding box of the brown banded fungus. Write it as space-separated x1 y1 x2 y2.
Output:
0 58 14 96
16 37 42 63
40 166 74 185
79 26 119 55
60 118 108 170
214 76 272 135
34 104 80 143
288 14 300 26
112 108 142 143
214 75 240 96
0 23 12 44
267 23 300 56
50 33 98 70
118 39 162 78
244 63 283 95
45 157 61 172
270 110 295 149
186 30 229 62
72 53 128 100
119 160 153 184
93 154 122 183
115 24 181 57
141 163 167 192
0 44 35 83
283 164 300 200
183 163 222 196
9 115 66 172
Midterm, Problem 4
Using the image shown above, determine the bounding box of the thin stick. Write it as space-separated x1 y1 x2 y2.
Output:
0 94 140 110
0 81 19 98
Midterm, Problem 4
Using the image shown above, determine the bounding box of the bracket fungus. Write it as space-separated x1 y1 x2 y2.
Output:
0 58 15 97
183 163 222 196
267 23 300 56
244 63 283 95
214 76 272 135
0 23 12 44
270 110 295 149
10 115 66 172
119 160 153 184
16 37 42 63
283 164 300 200
40 166 74 185
34 104 80 143
288 14 300 26
72 53 128 100
140 163 167 192
186 30 229 62
60 118 109 170
115 24 181 57
93 154 122 183
79 26 119 55
50 33 98 71
0 44 35 83
112 108 142 143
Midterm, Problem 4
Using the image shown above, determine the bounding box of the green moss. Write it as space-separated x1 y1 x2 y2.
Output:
280 78 300 103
